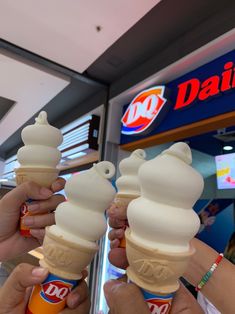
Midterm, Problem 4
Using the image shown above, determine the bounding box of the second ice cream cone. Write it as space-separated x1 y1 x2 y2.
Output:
27 161 116 313
40 227 98 280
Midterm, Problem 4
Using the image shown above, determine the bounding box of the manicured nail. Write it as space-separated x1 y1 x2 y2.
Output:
28 203 39 212
111 239 120 248
68 291 80 308
32 267 48 277
116 229 124 237
109 207 119 216
40 187 52 197
53 181 64 191
104 280 124 300
22 216 34 226
30 228 45 239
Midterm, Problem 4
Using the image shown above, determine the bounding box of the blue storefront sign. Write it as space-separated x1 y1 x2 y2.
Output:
121 49 235 144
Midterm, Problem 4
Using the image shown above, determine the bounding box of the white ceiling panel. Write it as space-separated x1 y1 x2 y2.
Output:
0 50 70 145
0 0 161 72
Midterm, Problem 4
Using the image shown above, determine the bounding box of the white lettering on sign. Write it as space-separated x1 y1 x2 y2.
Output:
126 94 158 124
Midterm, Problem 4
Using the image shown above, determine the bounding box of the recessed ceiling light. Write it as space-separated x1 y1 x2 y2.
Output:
223 145 233 151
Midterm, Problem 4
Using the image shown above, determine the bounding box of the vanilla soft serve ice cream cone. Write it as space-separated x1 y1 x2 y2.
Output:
15 111 63 236
125 142 204 313
114 149 146 247
27 161 116 314
15 111 62 187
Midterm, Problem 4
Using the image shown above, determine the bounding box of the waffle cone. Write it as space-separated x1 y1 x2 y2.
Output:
40 227 98 280
125 228 195 295
15 167 59 188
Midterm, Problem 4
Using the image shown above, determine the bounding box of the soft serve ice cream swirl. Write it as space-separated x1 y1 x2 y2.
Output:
127 142 204 253
116 149 146 196
50 161 116 249
17 111 63 169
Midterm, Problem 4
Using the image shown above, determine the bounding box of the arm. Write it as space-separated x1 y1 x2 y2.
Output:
184 238 235 314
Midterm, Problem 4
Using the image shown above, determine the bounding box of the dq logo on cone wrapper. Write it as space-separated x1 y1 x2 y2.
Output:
142 289 174 314
20 200 34 237
27 273 78 314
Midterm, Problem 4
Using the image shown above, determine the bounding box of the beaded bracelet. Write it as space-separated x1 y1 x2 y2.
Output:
195 253 223 291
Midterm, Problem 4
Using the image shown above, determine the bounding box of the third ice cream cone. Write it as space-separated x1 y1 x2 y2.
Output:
113 193 138 247
115 149 146 247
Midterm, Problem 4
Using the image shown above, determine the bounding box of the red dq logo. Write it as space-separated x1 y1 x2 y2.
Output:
40 280 73 304
121 86 169 135
147 299 171 314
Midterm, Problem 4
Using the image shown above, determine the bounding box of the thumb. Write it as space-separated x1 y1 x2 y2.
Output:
0 263 48 310
1 181 53 210
104 280 150 314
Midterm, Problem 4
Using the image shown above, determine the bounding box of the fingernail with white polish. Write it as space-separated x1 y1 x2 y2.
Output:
32 267 48 277
68 292 80 308
28 203 39 212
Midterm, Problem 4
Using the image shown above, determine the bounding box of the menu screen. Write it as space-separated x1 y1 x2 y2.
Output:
215 153 235 189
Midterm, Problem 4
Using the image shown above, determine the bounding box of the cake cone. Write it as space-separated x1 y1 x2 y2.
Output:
27 161 116 314
125 228 195 293
114 149 146 247
126 228 194 312
126 143 204 313
15 167 59 188
40 227 98 280
15 111 63 237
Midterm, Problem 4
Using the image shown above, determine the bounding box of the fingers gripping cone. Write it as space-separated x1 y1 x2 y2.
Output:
125 143 204 314
27 161 116 314
15 111 63 236
114 149 146 247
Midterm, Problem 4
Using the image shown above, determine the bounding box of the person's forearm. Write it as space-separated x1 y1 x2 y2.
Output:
183 238 235 314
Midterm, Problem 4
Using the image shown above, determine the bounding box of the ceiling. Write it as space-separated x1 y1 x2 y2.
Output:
0 0 160 73
0 0 234 160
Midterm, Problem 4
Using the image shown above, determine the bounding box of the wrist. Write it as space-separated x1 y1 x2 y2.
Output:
183 238 218 286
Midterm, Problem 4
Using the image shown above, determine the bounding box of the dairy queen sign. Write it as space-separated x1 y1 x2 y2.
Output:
121 50 235 140
121 86 170 135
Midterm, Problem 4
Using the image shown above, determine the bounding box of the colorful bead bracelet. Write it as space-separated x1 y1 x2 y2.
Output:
195 253 223 292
